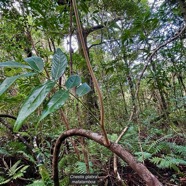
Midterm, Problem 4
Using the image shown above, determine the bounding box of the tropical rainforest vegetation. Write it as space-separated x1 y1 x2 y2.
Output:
0 0 186 185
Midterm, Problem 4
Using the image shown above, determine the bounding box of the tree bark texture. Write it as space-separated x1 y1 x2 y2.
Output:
52 129 163 186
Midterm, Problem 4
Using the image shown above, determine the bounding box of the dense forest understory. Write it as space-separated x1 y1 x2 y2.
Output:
0 0 186 185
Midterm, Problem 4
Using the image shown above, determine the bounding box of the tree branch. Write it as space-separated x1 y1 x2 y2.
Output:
52 129 162 186
85 17 122 36
132 24 186 120
0 114 17 120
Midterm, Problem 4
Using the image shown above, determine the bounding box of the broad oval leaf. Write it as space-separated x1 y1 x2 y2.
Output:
13 80 55 132
51 48 67 81
0 73 36 96
76 83 91 97
24 56 44 72
39 89 69 122
0 61 31 69
65 75 81 89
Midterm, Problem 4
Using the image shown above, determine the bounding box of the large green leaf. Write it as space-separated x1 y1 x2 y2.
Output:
0 76 20 96
65 75 81 89
0 73 36 96
51 48 67 81
39 89 69 122
0 61 31 69
76 83 91 97
24 56 44 72
13 81 55 132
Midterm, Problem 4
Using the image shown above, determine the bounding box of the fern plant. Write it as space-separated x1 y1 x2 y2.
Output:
73 161 94 174
0 160 29 185
135 134 186 172
150 156 186 169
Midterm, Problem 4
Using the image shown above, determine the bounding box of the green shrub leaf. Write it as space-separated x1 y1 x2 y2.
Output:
76 83 91 97
0 73 36 96
39 89 69 122
0 76 20 96
13 80 55 132
24 56 44 72
65 75 81 89
0 61 31 69
51 48 67 81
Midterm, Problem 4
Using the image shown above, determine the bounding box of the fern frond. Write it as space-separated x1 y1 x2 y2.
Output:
167 142 186 157
134 151 152 162
59 176 69 186
150 156 186 171
147 134 172 153
74 161 94 174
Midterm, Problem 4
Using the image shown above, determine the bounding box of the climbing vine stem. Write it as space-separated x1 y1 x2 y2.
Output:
72 0 110 146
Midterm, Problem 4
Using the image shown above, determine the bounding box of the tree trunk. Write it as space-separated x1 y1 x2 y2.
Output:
77 29 99 126
178 0 186 22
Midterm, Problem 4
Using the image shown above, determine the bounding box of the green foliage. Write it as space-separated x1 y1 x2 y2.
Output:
39 89 69 122
0 75 21 96
0 160 29 185
0 176 10 185
147 134 173 154
76 83 91 97
27 180 45 186
134 134 186 172
134 151 152 162
74 161 94 174
1 0 186 184
0 140 32 158
14 80 55 132
24 56 44 72
0 73 36 96
65 75 81 89
150 156 186 171
1 48 91 131
51 48 67 81
0 148 10 156
0 61 31 69
108 133 118 141
39 165 53 186
58 154 78 174
59 176 70 186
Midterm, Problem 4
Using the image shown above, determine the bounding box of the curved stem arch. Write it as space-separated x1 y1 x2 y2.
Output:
52 129 162 186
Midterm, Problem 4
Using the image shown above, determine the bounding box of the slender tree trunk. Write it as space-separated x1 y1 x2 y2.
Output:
76 103 90 172
119 81 128 115
122 58 137 118
151 62 168 112
177 74 186 95
178 0 186 22
77 30 99 126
